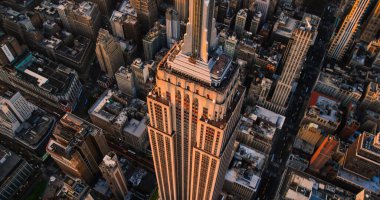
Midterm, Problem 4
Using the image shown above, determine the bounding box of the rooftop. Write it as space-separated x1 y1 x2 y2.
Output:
88 90 148 137
337 169 380 194
7 53 78 96
307 92 342 124
0 146 22 183
278 168 356 200
239 106 285 140
15 109 56 150
46 113 101 159
225 144 266 191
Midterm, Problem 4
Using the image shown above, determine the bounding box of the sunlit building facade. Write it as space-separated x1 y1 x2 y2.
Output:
147 0 245 199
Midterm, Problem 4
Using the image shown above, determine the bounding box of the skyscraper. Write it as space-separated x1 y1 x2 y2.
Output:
147 0 245 199
95 29 125 77
235 9 247 37
166 8 181 48
57 1 101 40
254 0 270 21
99 152 128 200
265 14 320 114
46 113 109 184
328 0 371 61
224 34 238 58
89 0 114 16
250 11 262 34
130 0 158 32
0 91 36 137
360 0 380 43
175 0 189 22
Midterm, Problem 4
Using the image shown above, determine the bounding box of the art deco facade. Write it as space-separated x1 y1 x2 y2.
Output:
147 1 245 199
327 0 371 61
166 8 181 48
175 0 189 22
261 14 320 114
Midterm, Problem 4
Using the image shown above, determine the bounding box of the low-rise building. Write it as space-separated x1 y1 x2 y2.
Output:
286 154 309 172
275 167 356 200
0 53 82 112
236 105 285 154
89 90 149 152
301 92 342 134
224 143 267 200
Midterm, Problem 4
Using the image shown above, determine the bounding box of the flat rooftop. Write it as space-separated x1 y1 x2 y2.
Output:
278 168 356 200
89 90 148 136
15 109 55 149
225 144 266 190
10 53 77 96
337 169 380 194
307 91 342 123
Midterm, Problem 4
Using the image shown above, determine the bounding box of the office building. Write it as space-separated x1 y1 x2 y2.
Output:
327 0 371 61
96 29 125 77
224 144 267 200
0 53 83 112
0 90 55 159
0 35 24 66
263 13 320 114
89 0 114 16
122 16 141 44
46 113 109 184
235 9 247 37
57 1 101 40
99 152 128 200
0 7 35 43
181 0 218 62
0 146 34 200
361 0 380 43
147 0 245 199
40 34 94 78
115 66 136 97
255 0 270 21
130 58 153 99
143 22 166 61
110 1 138 40
175 0 189 22
314 70 363 106
250 11 262 34
344 132 380 180
275 168 356 200
130 0 158 32
224 35 238 59
166 8 181 48
309 136 339 172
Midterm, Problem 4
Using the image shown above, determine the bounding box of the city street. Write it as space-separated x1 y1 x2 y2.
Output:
255 1 340 199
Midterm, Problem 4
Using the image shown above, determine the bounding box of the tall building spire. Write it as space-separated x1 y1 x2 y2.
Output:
182 0 218 62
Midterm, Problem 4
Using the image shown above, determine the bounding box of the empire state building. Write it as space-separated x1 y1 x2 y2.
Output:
147 0 245 199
